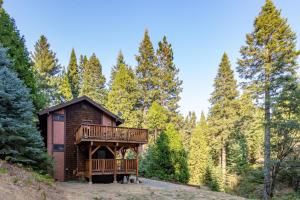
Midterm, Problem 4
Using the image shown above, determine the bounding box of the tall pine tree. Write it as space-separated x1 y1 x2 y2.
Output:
237 0 299 198
0 4 42 110
106 55 141 127
67 48 79 98
156 36 182 122
80 53 107 104
136 30 160 120
208 53 239 185
188 112 209 185
31 35 61 107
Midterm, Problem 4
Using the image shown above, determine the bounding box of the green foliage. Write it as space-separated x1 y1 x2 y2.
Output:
237 0 300 197
146 102 168 132
208 53 239 186
136 30 160 117
67 48 80 98
31 35 61 107
106 55 141 127
204 159 224 192
0 49 51 171
141 124 189 183
0 7 43 110
188 112 209 185
156 36 182 123
181 111 197 150
80 53 107 104
58 69 73 101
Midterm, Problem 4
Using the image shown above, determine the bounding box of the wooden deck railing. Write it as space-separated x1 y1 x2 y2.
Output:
75 124 148 144
87 159 137 175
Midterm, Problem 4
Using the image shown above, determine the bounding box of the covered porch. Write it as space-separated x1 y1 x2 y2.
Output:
76 141 141 183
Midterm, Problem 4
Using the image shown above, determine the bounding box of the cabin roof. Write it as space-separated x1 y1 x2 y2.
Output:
38 96 124 125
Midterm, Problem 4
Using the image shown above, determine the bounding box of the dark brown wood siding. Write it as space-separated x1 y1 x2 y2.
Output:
65 101 104 180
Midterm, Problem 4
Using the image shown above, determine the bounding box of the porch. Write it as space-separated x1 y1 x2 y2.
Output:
85 159 137 176
75 124 148 144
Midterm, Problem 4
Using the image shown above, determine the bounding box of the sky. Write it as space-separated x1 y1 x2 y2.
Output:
4 0 300 119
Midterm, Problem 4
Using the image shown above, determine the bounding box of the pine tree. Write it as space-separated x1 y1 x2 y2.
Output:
208 53 239 186
188 112 209 185
156 36 183 122
67 48 79 98
0 48 51 171
109 50 125 86
145 124 189 183
182 111 197 150
146 102 168 142
237 0 299 198
59 69 73 101
80 53 107 104
136 30 160 119
106 56 141 128
78 54 88 87
0 5 43 110
31 35 61 107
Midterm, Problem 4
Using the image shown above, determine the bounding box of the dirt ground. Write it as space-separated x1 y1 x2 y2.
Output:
57 178 245 200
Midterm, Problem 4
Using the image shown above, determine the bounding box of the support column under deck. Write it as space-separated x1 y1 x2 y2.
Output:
89 142 92 184
113 145 117 183
135 145 139 184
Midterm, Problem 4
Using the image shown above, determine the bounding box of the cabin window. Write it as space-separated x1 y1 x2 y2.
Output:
53 144 64 152
53 113 64 121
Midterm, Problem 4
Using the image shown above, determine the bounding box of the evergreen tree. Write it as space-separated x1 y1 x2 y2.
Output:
58 69 73 101
208 53 239 185
181 111 197 150
144 124 189 183
156 36 183 122
136 30 160 119
237 0 299 198
109 50 125 86
106 56 141 127
31 35 61 107
0 5 43 110
78 54 88 87
67 48 79 98
188 112 209 185
0 48 51 171
146 102 168 142
80 53 107 104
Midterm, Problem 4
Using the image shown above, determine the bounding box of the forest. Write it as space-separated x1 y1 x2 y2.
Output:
0 0 299 199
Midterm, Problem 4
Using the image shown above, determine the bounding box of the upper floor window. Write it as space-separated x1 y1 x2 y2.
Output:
53 113 64 121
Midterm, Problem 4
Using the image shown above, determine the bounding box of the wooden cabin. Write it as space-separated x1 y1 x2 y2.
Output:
38 96 148 183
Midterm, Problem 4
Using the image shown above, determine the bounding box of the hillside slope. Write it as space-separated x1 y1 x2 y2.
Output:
0 161 65 200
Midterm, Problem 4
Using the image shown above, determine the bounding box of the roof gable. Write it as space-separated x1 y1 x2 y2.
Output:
38 96 124 125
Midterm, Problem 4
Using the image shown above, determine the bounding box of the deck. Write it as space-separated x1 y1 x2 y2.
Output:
84 159 137 177
75 124 148 144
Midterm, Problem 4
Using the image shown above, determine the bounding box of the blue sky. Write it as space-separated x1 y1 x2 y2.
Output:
4 0 300 118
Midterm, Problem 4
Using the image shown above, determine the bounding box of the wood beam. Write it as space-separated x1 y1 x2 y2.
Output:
113 145 117 183
89 142 92 184
106 145 115 156
91 145 101 155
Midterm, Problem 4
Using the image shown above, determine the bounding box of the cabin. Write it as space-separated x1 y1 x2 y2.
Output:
38 96 148 183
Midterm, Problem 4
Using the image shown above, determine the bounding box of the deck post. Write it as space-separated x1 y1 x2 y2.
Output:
89 142 92 184
113 145 117 183
136 146 139 184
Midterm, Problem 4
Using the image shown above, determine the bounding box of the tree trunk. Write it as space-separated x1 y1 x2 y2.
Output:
263 88 271 200
221 143 226 185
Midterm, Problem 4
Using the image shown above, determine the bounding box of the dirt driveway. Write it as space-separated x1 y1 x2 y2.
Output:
57 178 245 200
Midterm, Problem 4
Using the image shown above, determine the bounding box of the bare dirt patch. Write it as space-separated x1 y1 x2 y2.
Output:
57 178 245 200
